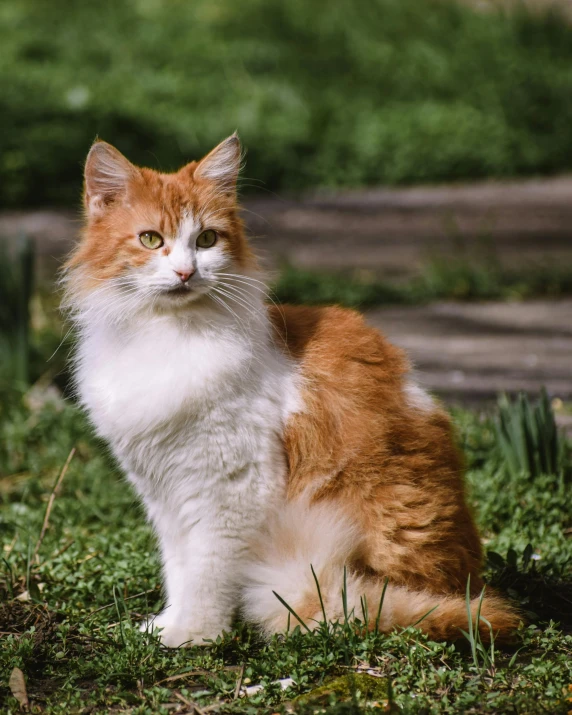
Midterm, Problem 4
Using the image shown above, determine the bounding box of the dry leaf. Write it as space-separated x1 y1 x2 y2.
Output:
9 667 29 710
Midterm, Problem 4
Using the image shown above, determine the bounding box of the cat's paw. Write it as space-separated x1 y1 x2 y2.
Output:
140 612 217 648
140 612 188 647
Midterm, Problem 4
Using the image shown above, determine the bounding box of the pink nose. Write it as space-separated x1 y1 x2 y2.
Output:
175 269 194 283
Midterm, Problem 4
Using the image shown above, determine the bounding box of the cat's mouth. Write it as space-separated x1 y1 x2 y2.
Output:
162 285 194 298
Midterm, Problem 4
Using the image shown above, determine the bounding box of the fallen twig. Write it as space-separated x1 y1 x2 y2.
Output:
174 691 193 709
156 668 210 686
32 447 75 565
4 532 19 558
85 587 160 619
233 664 245 700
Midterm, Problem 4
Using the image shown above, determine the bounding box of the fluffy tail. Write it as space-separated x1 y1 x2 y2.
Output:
242 501 520 643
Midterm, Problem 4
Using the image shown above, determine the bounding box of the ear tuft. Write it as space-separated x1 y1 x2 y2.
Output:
84 141 137 215
194 133 242 192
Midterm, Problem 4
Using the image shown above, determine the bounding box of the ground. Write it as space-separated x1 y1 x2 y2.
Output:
1 391 571 713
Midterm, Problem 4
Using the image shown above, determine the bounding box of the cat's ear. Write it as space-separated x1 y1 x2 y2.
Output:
194 133 242 193
84 141 138 216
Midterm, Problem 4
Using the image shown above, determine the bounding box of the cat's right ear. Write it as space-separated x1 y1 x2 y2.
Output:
84 141 138 216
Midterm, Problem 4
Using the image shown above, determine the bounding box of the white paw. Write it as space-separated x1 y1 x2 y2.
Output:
140 612 219 648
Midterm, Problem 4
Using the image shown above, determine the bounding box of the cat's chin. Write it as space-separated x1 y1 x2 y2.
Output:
162 285 197 299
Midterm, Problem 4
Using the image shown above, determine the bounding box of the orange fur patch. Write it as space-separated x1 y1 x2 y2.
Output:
270 304 484 597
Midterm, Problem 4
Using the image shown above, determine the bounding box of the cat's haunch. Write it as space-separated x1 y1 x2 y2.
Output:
62 135 520 647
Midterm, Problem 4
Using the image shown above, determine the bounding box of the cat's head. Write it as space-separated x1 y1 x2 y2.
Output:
65 134 259 322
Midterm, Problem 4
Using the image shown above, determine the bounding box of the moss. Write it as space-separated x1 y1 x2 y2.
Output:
293 673 389 705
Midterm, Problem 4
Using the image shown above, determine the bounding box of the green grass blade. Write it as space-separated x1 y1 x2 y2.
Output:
375 577 390 633
273 590 311 633
342 565 349 624
311 563 328 624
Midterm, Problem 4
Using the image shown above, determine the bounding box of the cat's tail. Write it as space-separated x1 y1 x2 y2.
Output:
241 500 520 643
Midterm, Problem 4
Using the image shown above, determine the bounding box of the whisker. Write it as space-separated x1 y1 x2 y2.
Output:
215 273 288 344
212 285 265 326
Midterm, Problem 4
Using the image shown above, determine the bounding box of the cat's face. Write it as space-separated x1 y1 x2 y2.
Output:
67 135 256 316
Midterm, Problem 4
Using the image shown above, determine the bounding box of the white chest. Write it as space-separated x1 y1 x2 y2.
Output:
75 316 300 517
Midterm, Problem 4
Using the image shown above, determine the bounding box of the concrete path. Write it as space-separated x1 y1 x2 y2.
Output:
245 176 572 277
367 299 572 401
367 300 572 433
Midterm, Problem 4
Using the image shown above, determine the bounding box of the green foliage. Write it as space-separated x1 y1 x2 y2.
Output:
457 405 572 579
460 580 496 675
4 0 572 207
273 265 407 308
495 389 568 481
0 240 71 396
273 259 572 307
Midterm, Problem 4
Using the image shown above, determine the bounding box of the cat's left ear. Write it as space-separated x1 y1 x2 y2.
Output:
194 133 242 193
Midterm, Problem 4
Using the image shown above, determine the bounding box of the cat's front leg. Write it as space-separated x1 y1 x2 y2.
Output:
147 507 242 647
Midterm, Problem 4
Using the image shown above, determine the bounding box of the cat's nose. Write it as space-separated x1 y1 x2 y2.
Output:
174 269 194 283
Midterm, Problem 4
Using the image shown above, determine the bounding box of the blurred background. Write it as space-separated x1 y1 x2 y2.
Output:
1 0 571 419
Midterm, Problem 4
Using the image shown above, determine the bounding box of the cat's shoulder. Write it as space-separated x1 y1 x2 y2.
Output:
268 303 407 375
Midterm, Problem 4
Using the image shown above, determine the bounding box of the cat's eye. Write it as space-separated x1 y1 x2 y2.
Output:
139 231 164 250
196 230 217 249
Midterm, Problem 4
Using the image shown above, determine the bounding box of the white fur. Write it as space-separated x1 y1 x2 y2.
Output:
69 208 303 646
242 499 364 632
404 380 435 412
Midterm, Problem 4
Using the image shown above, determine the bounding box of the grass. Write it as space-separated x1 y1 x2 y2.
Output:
273 257 572 308
4 0 572 207
1 360 572 711
0 237 34 386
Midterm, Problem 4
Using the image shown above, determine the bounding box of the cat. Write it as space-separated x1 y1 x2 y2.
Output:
63 134 520 647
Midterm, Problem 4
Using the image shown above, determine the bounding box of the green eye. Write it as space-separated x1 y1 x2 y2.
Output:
139 231 164 250
196 230 217 249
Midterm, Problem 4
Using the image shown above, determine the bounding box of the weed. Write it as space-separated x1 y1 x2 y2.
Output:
0 236 33 387
495 389 569 481
273 259 572 308
460 578 496 676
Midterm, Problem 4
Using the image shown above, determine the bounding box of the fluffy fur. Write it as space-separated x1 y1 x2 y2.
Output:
64 135 520 647
243 500 515 642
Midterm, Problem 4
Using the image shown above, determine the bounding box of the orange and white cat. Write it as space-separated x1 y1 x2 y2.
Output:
64 135 519 647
